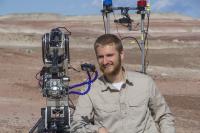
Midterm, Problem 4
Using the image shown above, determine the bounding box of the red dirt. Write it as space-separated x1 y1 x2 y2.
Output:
0 14 200 133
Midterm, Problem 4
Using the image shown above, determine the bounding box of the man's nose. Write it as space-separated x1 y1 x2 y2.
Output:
103 57 109 65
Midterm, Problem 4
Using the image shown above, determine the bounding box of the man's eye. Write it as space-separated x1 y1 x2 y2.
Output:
107 54 113 57
97 55 103 59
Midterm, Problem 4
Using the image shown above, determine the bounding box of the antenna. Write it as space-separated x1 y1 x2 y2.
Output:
102 0 113 34
101 0 151 74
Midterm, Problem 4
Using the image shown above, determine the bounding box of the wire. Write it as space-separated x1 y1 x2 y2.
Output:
111 9 146 71
121 36 142 51
69 96 76 115
112 11 122 39
35 70 43 88
69 71 98 95
68 64 80 72
114 9 150 73
111 9 141 51
35 70 41 80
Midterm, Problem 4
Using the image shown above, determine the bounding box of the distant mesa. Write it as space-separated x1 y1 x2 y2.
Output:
0 13 66 21
0 12 195 21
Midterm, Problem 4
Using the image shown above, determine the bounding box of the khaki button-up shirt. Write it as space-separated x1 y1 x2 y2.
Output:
72 71 175 133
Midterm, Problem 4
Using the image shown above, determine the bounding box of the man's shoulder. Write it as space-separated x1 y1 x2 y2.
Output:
126 71 155 87
126 71 155 95
127 71 151 80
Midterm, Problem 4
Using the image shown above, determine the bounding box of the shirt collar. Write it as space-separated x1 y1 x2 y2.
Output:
100 67 134 92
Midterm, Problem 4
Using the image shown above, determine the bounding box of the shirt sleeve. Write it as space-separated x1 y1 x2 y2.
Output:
71 94 102 133
148 77 176 133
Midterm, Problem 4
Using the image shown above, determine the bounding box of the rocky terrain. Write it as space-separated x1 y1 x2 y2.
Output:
0 13 199 133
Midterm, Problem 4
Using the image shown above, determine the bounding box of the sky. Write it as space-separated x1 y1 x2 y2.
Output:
0 0 200 18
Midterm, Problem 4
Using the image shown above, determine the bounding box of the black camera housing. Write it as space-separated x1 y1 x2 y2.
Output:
41 27 71 99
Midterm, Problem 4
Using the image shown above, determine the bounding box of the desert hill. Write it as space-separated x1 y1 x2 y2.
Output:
0 13 199 132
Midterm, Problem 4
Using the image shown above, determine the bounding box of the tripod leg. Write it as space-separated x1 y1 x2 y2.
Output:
29 117 43 133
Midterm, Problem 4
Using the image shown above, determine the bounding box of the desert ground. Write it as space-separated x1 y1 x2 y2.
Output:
0 13 200 133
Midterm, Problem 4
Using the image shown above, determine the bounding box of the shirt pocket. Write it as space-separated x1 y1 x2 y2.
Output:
127 97 148 119
95 104 118 121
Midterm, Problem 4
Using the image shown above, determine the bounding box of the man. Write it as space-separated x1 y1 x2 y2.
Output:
71 34 175 133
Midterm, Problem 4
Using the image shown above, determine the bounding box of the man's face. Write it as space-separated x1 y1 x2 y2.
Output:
96 44 124 76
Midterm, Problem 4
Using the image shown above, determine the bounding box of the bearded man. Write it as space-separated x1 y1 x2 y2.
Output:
72 34 175 133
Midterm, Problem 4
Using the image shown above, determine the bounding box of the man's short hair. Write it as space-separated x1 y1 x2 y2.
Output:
94 34 123 53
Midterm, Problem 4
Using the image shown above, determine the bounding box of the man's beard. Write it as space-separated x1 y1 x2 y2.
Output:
100 57 122 76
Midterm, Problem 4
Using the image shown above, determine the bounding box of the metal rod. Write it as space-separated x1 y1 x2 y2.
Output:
105 13 110 34
140 12 146 73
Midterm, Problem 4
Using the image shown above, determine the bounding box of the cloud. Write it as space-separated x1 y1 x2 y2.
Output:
151 0 200 18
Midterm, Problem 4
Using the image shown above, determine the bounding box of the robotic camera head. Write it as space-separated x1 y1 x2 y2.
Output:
41 27 71 99
42 27 71 67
